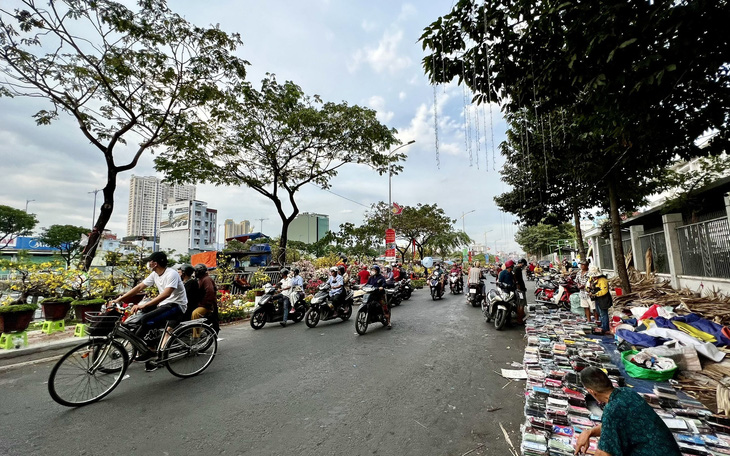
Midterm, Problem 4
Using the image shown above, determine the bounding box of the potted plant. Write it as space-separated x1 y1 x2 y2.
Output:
41 296 74 321
0 300 38 333
71 298 106 322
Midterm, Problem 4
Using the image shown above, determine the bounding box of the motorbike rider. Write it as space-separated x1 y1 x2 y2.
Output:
450 263 464 289
468 261 485 296
513 259 528 324
278 268 293 327
498 260 516 292
290 267 304 303
366 265 391 329
358 264 370 285
179 264 199 321
432 263 446 294
326 266 344 314
110 251 187 371
339 265 350 290
392 264 401 282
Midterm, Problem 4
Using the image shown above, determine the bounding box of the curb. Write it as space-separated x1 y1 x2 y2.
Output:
0 338 80 368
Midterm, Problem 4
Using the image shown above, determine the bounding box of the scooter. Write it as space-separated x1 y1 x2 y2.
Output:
429 273 445 300
250 283 306 329
400 278 413 300
305 283 353 327
483 281 519 330
448 272 463 294
355 285 389 335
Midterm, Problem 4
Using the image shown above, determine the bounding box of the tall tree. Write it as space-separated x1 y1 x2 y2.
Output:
0 0 248 269
157 75 401 264
38 224 88 267
515 223 575 258
420 0 730 291
0 205 37 249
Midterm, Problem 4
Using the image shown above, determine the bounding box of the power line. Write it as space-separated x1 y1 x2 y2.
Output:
309 183 371 208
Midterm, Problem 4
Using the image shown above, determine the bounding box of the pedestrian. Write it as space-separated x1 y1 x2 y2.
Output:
513 259 527 324
575 260 593 323
574 367 682 456
358 264 370 285
193 263 218 332
179 264 200 321
588 266 611 334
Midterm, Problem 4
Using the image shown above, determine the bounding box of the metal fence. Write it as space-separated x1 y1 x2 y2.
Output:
599 241 613 270
638 231 669 274
676 217 730 279
622 239 633 258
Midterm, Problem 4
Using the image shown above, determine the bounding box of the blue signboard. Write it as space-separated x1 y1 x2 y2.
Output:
8 237 58 251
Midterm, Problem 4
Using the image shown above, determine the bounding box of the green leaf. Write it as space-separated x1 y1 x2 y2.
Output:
618 38 637 48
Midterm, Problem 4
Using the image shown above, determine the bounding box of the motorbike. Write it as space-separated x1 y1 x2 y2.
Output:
355 285 389 335
448 272 463 294
466 280 485 308
534 276 576 310
400 278 413 300
429 272 445 300
482 281 519 330
384 282 403 308
305 283 353 327
526 269 536 281
250 283 306 329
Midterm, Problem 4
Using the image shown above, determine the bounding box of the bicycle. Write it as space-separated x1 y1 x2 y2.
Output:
48 304 217 407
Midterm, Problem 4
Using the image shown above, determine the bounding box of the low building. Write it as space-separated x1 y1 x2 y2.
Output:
287 212 329 244
159 200 217 255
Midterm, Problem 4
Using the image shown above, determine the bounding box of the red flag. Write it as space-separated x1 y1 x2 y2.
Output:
392 202 403 215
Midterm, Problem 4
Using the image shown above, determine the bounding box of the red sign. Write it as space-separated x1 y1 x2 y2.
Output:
385 229 396 258
392 203 403 215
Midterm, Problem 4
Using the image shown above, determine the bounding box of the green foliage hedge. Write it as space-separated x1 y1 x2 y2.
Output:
71 298 106 306
0 303 38 314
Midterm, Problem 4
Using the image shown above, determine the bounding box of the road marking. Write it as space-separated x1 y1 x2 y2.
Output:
0 354 63 371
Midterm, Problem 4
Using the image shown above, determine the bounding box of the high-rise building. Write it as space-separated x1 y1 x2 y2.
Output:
287 213 329 244
224 219 251 239
158 200 217 254
126 175 195 237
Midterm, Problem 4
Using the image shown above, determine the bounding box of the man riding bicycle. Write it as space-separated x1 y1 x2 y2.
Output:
110 251 187 371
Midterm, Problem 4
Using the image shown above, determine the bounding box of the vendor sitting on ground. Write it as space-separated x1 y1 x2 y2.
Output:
574 367 681 456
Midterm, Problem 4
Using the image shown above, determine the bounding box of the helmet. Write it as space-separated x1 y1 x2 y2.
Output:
330 267 338 273
371 265 380 274
292 267 300 275
180 264 195 277
280 268 290 276
518 258 527 266
338 266 345 274
505 260 515 269
193 263 208 275
361 264 367 270
386 265 392 271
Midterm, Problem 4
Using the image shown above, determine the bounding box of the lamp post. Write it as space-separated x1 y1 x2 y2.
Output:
88 189 101 230
388 140 415 229
25 199 35 213
460 210 475 233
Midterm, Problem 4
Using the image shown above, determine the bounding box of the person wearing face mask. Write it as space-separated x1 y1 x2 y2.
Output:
110 251 187 371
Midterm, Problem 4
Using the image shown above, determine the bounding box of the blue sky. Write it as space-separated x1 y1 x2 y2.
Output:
0 0 521 254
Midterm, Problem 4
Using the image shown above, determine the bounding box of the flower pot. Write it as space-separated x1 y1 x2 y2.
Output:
41 301 72 321
0 309 35 333
74 303 104 323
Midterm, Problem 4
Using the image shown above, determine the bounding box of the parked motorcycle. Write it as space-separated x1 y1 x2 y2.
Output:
400 278 413 300
384 283 403 308
483 281 519 330
448 272 463 294
250 283 306 329
305 283 353 327
526 269 536 281
355 285 389 335
429 272 445 300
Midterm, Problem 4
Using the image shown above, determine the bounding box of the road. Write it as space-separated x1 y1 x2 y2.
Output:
0 282 528 456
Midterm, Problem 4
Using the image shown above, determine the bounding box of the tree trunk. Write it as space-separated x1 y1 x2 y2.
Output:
607 180 631 293
572 202 586 260
81 169 117 270
278 220 290 265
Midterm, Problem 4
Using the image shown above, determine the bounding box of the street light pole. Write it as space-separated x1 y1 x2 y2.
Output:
387 140 415 229
88 189 101 230
25 199 35 213
460 210 475 233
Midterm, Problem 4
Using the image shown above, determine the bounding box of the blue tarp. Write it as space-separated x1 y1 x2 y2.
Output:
615 329 669 347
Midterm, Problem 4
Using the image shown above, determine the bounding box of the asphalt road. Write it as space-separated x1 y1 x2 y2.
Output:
0 282 528 456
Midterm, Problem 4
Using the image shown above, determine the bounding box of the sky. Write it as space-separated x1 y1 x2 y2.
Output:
0 0 521 254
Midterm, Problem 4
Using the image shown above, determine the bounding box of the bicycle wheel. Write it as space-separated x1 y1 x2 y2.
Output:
163 324 217 378
48 340 128 407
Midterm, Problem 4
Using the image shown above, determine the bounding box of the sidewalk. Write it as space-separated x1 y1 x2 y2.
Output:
0 327 79 369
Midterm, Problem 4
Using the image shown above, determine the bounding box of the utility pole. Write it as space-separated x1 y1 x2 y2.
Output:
387 140 415 228
88 189 101 230
460 210 475 234
25 199 35 213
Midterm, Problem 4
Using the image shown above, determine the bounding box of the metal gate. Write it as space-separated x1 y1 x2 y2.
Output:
638 231 669 274
599 240 613 270
676 217 730 279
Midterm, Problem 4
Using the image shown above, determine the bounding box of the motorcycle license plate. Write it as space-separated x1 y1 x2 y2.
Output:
470 289 477 294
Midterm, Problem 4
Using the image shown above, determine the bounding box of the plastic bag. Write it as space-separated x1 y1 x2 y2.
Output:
621 350 677 381
570 293 583 316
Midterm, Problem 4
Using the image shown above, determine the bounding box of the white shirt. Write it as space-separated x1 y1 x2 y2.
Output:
143 267 188 312
280 277 293 298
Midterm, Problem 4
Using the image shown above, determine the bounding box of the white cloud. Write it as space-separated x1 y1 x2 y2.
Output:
398 91 406 101
397 3 418 21
348 29 411 75
360 19 378 32
367 95 394 123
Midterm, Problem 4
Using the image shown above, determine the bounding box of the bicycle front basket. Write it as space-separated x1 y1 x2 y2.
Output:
85 311 121 336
